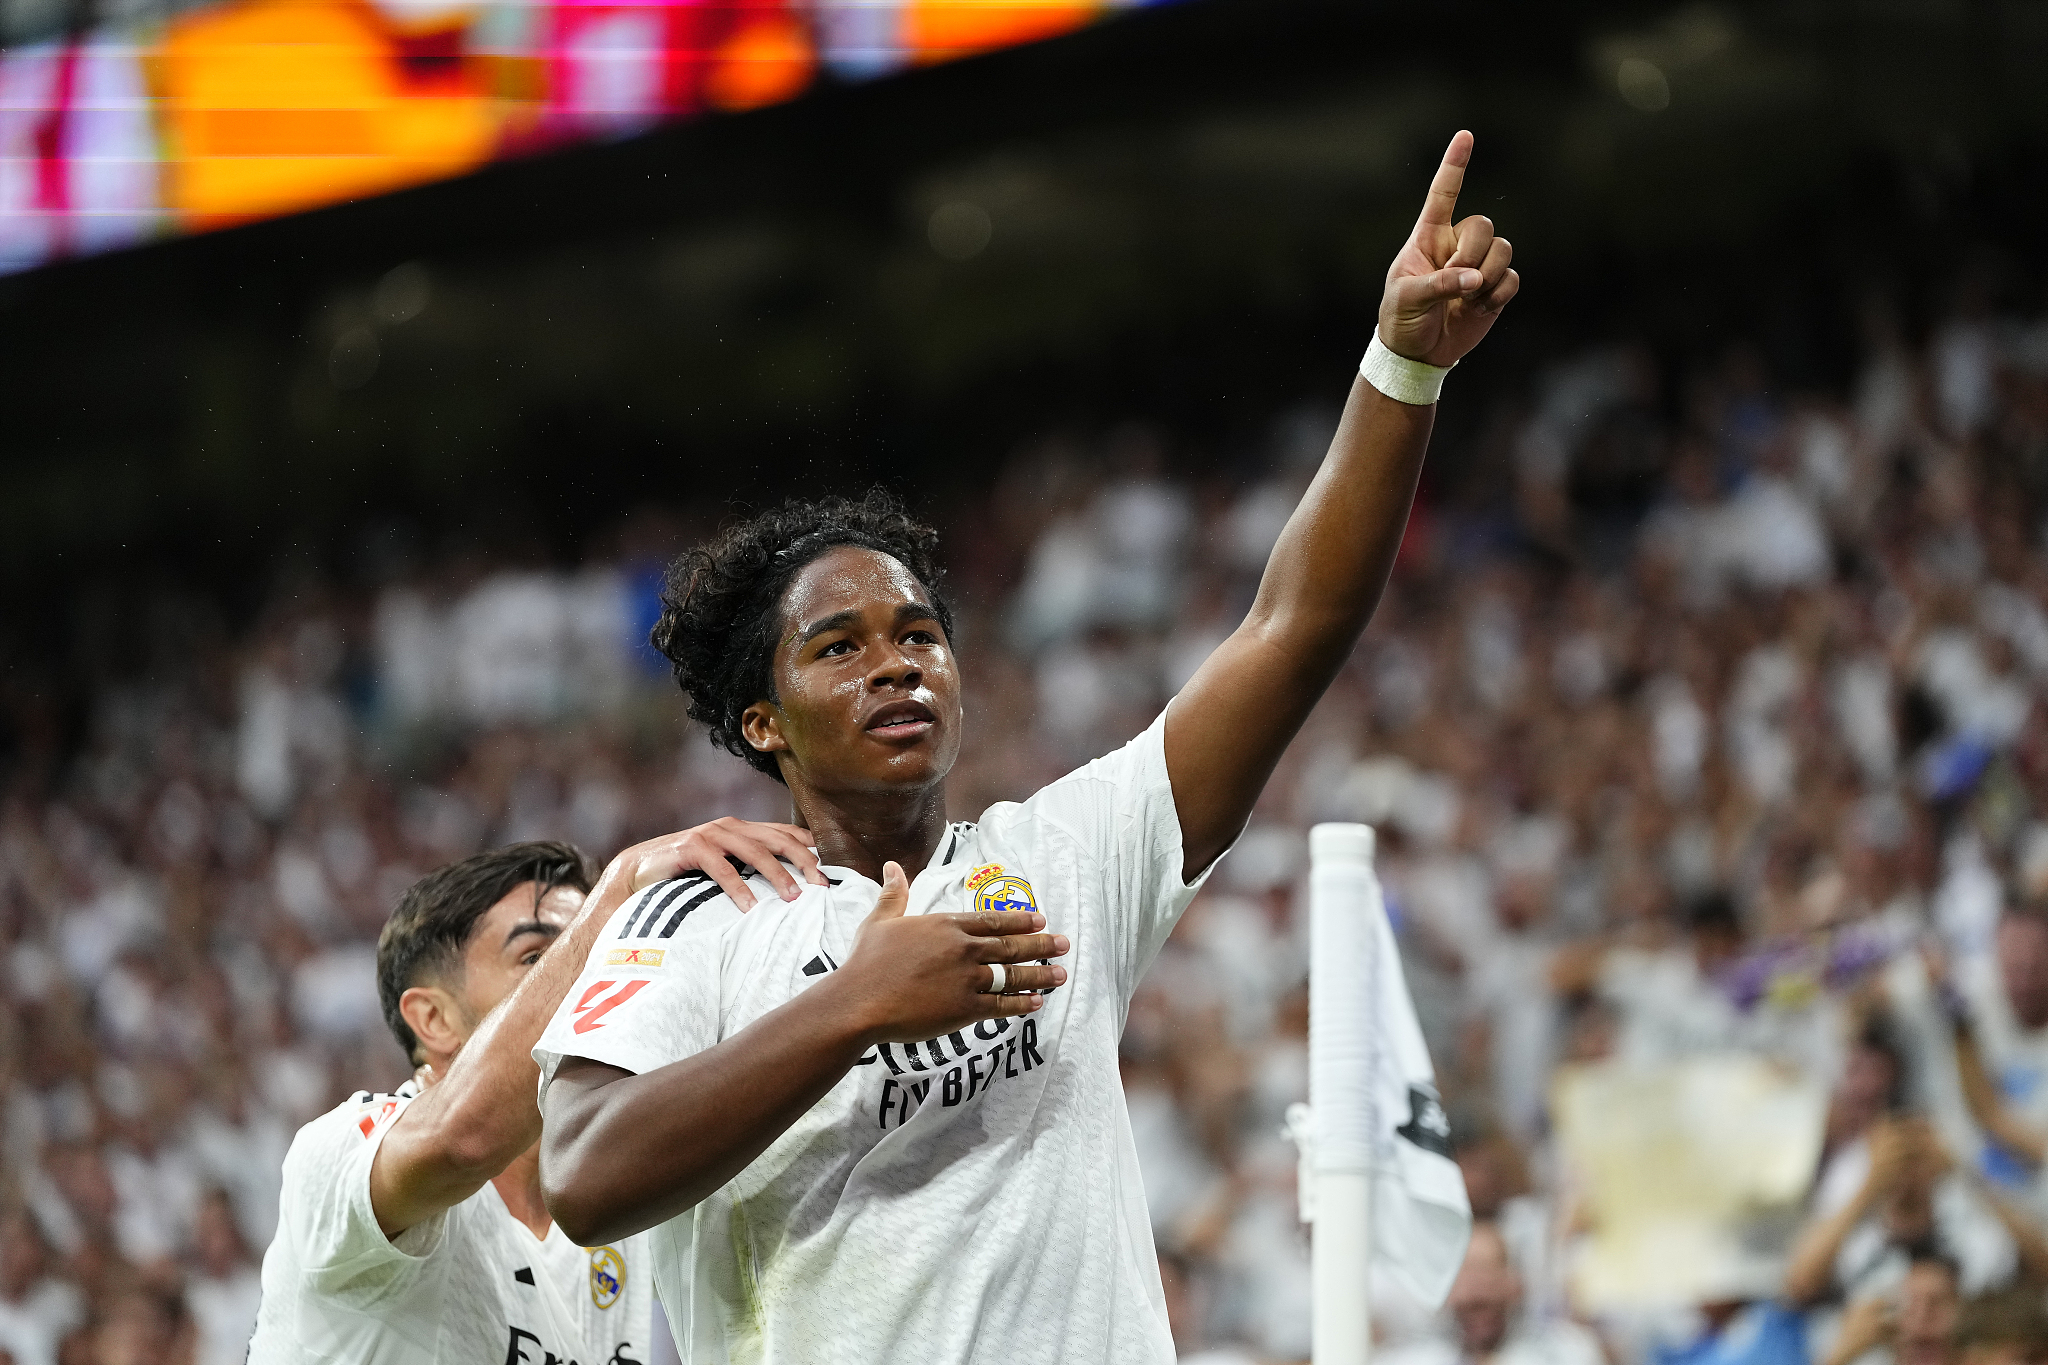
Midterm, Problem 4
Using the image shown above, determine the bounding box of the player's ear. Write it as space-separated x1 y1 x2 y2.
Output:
398 983 465 1064
740 701 787 756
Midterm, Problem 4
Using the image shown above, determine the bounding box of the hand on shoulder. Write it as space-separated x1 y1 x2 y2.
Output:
608 817 826 910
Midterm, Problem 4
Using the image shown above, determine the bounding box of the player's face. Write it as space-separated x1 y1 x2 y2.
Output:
744 547 963 798
452 881 583 1038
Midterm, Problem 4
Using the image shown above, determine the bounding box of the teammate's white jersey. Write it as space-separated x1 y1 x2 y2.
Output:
535 711 1217 1365
248 1080 655 1365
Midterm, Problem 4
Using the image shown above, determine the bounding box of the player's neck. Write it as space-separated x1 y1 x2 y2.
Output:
790 783 949 884
490 1144 552 1241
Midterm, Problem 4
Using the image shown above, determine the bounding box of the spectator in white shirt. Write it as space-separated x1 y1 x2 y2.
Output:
1820 1249 1962 1365
1785 1117 2048 1311
0 1213 82 1365
1378 1220 1603 1365
1812 1018 1911 1218
1948 908 2048 1172
183 1191 259 1365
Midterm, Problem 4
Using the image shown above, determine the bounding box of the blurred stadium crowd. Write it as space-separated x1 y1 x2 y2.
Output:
4 279 2048 1365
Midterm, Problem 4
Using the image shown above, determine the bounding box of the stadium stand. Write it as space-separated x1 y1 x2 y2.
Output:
2 272 2046 1362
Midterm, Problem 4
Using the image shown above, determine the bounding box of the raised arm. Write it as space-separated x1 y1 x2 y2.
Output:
1783 1181 1872 1307
1785 1118 1914 1306
1954 1020 2048 1165
367 819 823 1238
542 864 1068 1245
1167 130 1518 877
1968 1166 2048 1283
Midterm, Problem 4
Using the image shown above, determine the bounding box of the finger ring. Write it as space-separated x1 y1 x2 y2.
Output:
985 962 1007 995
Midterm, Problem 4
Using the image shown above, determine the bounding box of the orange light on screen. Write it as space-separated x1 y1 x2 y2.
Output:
161 0 501 229
702 13 817 113
904 0 1100 66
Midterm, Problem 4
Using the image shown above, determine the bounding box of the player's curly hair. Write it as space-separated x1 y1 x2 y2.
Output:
651 489 954 782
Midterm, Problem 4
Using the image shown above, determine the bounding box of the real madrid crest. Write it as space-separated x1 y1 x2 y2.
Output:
966 864 1037 916
589 1246 625 1309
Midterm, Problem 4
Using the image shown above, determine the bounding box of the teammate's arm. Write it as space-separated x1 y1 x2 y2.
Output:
542 863 1067 1246
1165 130 1518 878
368 819 825 1238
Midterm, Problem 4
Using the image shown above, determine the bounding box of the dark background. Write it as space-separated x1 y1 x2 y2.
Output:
2 0 2044 640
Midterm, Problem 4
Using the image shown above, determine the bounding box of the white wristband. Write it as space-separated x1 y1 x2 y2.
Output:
1359 329 1452 406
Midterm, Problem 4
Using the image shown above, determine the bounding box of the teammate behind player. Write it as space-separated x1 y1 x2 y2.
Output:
536 130 1518 1363
248 821 822 1363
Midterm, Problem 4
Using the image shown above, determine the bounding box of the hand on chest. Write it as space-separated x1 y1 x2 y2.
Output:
815 858 1069 1136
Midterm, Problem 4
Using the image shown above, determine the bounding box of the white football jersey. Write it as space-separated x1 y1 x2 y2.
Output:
248 1080 654 1364
534 712 1217 1365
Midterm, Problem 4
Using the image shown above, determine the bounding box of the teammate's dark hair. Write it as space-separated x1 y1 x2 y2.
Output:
375 841 593 1065
649 488 953 783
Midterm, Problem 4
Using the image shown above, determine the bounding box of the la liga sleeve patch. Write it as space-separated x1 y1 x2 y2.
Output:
571 979 650 1034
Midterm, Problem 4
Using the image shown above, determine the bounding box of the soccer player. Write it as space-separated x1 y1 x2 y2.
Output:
247 821 824 1363
535 130 1518 1362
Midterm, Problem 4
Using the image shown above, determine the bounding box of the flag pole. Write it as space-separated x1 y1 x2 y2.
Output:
1307 822 1378 1365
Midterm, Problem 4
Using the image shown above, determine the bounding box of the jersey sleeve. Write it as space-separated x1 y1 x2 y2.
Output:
533 878 733 1094
276 1090 448 1306
1022 707 1226 1001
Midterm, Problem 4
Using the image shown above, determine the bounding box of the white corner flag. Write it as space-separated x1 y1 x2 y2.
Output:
1291 823 1471 1364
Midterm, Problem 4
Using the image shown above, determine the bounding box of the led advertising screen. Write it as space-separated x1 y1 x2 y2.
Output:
0 0 1171 275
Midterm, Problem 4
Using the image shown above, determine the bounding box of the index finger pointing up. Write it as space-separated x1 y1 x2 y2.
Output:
1416 130 1474 230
